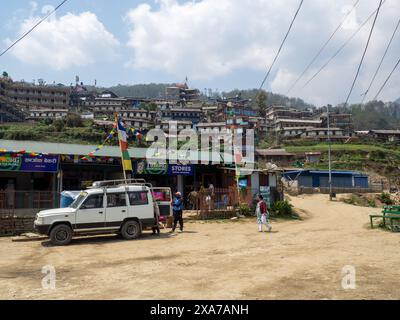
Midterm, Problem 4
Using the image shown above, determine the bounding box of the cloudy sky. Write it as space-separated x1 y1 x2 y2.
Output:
0 0 399 105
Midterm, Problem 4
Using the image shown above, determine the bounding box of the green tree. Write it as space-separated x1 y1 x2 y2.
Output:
143 102 157 112
65 113 84 128
256 91 268 117
2 71 9 78
53 119 65 132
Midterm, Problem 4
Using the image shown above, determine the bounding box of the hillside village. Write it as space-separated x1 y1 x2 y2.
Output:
1 74 400 184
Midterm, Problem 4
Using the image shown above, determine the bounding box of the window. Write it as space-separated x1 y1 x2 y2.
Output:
107 193 127 208
81 194 104 209
71 192 88 209
128 192 148 206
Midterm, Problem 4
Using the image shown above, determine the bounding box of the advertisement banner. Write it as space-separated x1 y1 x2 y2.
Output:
0 155 21 171
135 160 195 176
0 154 59 173
260 186 271 209
135 160 168 175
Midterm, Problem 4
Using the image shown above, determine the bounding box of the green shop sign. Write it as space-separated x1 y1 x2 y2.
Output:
0 155 22 171
135 160 168 175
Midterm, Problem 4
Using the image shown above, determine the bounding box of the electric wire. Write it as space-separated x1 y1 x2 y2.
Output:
0 0 69 58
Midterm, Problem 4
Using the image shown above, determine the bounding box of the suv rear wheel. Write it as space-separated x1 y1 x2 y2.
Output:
50 224 73 246
121 220 141 240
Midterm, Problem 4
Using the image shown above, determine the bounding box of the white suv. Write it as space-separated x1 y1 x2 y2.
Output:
34 183 165 246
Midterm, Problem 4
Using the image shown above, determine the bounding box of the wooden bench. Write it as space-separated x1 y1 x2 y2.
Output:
370 214 400 232
370 205 400 230
384 205 400 210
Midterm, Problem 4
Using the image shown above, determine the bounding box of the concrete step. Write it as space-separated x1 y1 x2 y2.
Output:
11 233 48 242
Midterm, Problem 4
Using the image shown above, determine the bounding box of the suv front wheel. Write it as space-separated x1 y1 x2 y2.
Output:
121 220 141 240
50 224 73 246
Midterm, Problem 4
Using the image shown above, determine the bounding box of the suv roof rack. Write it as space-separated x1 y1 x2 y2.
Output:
91 179 153 189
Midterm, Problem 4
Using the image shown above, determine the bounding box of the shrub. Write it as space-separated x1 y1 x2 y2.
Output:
238 203 252 216
343 194 374 207
368 199 377 208
271 200 293 216
377 192 394 205
42 118 53 126
343 196 356 205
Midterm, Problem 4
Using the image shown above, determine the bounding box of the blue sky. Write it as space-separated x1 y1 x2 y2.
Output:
1 0 399 105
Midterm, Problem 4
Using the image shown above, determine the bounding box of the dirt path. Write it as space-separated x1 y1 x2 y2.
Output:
0 194 399 300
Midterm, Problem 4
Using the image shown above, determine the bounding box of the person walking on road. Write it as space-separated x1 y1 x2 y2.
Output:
256 194 272 232
172 192 184 233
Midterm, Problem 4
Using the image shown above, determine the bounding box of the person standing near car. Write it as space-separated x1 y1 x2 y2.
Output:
171 192 184 233
152 200 161 236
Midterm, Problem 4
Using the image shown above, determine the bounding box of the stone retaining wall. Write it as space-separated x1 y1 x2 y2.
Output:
0 216 35 236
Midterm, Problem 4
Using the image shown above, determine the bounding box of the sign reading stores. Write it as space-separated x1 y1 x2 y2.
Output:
0 154 59 172
169 164 194 176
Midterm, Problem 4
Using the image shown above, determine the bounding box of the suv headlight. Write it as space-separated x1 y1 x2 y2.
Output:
35 216 44 224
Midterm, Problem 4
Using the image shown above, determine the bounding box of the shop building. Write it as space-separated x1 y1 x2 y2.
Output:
0 139 281 215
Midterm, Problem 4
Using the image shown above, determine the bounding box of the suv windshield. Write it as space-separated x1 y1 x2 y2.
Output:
70 192 88 209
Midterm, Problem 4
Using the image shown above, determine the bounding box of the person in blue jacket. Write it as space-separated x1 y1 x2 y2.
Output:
171 192 184 233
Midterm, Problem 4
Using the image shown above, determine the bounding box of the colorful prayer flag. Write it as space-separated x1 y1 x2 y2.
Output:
116 115 132 172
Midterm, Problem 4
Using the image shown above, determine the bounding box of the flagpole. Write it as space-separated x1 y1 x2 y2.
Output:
236 164 241 206
115 113 128 182
233 142 241 207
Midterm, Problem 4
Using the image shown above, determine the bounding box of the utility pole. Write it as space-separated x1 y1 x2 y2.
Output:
327 104 333 201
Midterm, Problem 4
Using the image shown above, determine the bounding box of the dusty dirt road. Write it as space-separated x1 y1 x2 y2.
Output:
0 194 399 300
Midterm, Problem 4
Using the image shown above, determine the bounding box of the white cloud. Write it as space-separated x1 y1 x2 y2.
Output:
125 0 400 104
5 9 120 70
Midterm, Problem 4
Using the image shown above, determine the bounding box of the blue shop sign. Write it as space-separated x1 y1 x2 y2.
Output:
169 164 195 176
0 154 59 173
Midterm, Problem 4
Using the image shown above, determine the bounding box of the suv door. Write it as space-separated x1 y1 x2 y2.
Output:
75 193 105 230
105 192 128 228
151 188 172 222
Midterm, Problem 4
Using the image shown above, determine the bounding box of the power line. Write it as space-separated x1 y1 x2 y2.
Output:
0 0 69 58
254 0 304 103
361 16 400 103
373 57 400 101
302 1 386 90
285 0 360 96
344 0 383 105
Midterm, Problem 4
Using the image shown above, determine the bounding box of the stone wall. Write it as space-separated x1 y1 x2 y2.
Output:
0 216 35 236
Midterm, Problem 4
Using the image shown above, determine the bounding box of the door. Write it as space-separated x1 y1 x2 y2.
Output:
76 193 105 229
105 192 128 228
151 188 172 221
312 175 320 188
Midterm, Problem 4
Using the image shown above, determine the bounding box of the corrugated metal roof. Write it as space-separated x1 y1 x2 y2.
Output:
0 139 254 164
256 149 294 156
370 130 400 135
196 122 226 127
0 139 127 157
283 169 367 176
276 119 322 124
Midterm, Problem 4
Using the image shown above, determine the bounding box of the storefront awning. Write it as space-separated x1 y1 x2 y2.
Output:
0 139 255 165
